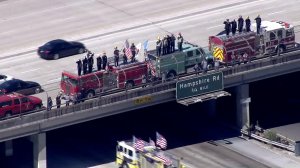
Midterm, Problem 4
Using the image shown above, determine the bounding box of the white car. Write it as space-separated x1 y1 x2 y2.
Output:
0 74 14 84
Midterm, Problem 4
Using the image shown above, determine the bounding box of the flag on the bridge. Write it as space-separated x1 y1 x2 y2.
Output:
156 153 172 166
143 40 149 51
149 137 155 146
133 136 145 151
156 132 167 149
147 61 156 76
124 39 132 59
136 42 142 60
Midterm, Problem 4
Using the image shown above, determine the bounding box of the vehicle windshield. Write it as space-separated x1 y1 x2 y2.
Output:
61 74 78 86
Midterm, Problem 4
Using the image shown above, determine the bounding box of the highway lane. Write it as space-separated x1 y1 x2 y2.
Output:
0 0 254 57
1 0 300 105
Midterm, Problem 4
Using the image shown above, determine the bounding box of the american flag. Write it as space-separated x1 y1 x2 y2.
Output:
124 39 132 59
156 132 167 149
156 153 172 166
149 138 155 146
147 61 156 77
133 136 145 152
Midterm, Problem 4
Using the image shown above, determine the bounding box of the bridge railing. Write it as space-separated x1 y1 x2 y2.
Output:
1 50 300 131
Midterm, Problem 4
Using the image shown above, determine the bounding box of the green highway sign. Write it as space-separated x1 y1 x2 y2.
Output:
176 72 224 100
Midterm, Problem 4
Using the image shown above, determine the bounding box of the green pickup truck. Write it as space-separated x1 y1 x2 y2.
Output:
147 42 214 79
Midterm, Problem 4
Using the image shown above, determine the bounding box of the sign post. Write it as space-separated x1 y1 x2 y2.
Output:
176 72 224 100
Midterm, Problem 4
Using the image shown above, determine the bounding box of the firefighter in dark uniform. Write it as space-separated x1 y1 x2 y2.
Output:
171 34 176 53
162 35 168 55
102 52 107 70
238 15 244 33
88 53 94 73
177 32 183 51
82 56 88 75
56 94 61 108
130 43 136 62
231 19 237 35
156 36 162 56
76 59 82 76
96 55 102 71
167 35 171 54
122 48 127 64
245 16 251 32
114 46 120 67
224 19 231 36
255 15 262 34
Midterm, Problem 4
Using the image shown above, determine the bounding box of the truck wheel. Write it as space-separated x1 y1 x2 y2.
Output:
86 91 95 99
5 112 12 118
35 87 41 94
78 48 85 54
53 54 60 60
121 163 129 168
34 105 41 111
125 81 134 89
167 71 176 80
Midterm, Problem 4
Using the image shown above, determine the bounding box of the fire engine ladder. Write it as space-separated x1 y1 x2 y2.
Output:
177 91 231 106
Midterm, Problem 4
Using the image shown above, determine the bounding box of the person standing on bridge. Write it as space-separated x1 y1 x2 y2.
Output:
177 32 183 51
245 16 251 32
76 59 82 76
88 52 94 73
156 36 162 56
171 34 176 53
224 19 231 37
122 48 128 65
130 43 136 62
114 46 120 67
231 19 237 35
255 15 262 34
162 35 168 55
238 15 244 33
83 56 88 75
96 54 102 71
47 96 53 111
56 94 61 109
102 52 107 70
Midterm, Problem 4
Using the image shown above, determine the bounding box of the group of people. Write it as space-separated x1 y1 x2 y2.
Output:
76 50 102 76
156 33 184 56
223 15 262 36
76 44 140 76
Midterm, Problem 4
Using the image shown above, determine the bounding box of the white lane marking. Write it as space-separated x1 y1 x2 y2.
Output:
47 77 61 83
20 68 40 74
267 10 286 16
207 24 223 30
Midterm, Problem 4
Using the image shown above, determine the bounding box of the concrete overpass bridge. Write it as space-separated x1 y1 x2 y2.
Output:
1 50 300 167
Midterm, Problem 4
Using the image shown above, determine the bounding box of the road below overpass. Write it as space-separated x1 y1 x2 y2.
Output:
0 0 300 104
0 100 281 168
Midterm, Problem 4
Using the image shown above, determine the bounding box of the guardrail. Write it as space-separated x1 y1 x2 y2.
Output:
1 50 300 132
241 130 295 152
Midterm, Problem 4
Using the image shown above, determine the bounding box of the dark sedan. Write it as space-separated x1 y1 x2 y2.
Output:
0 79 41 95
38 39 86 60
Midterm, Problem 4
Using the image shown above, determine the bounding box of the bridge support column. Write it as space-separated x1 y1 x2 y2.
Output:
4 140 13 157
31 133 47 168
235 84 251 129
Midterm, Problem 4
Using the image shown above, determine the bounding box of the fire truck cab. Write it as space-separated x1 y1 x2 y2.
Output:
253 20 296 54
116 140 186 168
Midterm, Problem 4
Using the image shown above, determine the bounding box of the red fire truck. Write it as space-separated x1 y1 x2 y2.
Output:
60 62 148 99
209 20 296 64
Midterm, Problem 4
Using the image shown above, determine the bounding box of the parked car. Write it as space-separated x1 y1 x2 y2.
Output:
0 93 43 118
0 74 13 84
37 39 86 60
0 79 41 95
